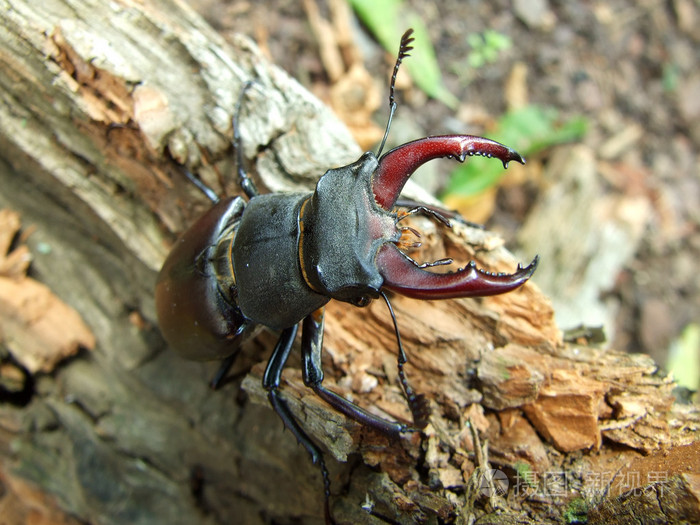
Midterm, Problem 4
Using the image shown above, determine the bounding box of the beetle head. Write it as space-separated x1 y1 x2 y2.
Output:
297 135 537 307
298 152 397 306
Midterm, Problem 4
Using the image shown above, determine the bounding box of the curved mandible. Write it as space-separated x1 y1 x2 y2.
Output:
376 243 539 300
372 135 525 210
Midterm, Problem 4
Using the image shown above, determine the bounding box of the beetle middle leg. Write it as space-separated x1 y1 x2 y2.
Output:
300 309 424 434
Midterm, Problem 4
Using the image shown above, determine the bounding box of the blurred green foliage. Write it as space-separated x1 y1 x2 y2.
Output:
347 0 458 108
667 323 700 391
442 105 588 198
467 30 512 69
346 2 587 198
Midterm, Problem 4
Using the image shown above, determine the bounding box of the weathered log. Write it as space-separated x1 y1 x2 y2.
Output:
0 1 697 524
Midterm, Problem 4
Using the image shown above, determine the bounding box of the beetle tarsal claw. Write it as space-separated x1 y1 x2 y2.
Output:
418 258 453 269
408 392 431 430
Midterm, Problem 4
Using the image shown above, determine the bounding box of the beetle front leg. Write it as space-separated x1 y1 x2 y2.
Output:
394 198 483 229
379 292 431 430
262 325 332 525
301 309 415 435
175 80 261 203
233 80 260 199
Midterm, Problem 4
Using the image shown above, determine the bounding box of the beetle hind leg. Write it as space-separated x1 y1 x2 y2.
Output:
209 350 241 389
262 325 333 524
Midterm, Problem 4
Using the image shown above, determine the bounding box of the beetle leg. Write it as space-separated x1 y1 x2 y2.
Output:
209 349 241 389
233 80 260 199
379 292 431 429
396 203 452 228
394 198 483 229
373 135 525 210
378 243 539 300
262 325 332 524
173 81 260 203
182 168 220 203
301 309 415 435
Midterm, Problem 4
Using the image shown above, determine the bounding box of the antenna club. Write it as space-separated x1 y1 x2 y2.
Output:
377 28 416 157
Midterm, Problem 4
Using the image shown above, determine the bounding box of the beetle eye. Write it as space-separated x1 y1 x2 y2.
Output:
350 296 371 307
329 284 379 307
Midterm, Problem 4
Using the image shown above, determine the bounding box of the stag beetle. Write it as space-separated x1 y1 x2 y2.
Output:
156 29 538 523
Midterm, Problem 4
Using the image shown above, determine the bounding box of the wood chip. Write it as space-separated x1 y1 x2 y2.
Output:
0 210 95 373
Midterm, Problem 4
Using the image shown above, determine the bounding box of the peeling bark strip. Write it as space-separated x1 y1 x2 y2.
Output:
0 1 697 524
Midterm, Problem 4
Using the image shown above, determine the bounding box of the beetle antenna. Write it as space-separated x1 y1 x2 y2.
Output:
376 28 415 158
380 291 431 429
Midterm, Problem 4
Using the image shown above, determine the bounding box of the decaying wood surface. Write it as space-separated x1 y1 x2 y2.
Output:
0 1 698 524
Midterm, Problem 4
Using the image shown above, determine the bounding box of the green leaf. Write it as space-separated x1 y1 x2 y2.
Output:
441 105 588 198
347 0 458 108
662 62 680 92
667 323 700 390
468 53 485 69
403 18 459 108
466 30 512 70
484 30 511 52
467 33 483 49
346 0 402 47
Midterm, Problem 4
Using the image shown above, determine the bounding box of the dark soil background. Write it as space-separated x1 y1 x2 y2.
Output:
189 0 699 373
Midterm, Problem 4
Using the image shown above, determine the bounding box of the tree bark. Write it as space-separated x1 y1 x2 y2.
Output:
0 1 697 524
